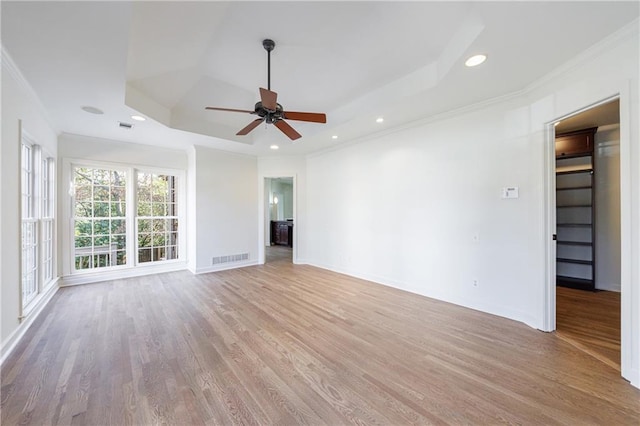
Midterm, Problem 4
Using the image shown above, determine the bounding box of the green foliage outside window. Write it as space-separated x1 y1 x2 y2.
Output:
73 167 127 270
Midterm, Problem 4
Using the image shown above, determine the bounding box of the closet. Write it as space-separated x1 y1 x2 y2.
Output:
555 127 597 291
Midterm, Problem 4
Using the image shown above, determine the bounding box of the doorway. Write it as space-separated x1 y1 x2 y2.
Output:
552 99 622 370
262 176 294 264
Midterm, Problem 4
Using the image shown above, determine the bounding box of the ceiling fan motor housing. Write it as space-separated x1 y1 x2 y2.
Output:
255 101 284 123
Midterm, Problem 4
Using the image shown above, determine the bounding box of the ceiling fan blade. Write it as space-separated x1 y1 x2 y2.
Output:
274 120 302 140
205 106 254 113
283 111 327 123
237 118 264 136
259 87 278 111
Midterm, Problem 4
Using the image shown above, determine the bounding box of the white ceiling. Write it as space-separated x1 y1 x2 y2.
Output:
2 2 638 156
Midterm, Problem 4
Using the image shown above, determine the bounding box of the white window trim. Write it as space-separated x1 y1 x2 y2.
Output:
41 156 55 285
135 169 181 265
20 132 57 319
61 158 187 283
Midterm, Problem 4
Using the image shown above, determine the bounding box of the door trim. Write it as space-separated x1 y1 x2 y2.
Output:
259 174 297 264
543 93 633 384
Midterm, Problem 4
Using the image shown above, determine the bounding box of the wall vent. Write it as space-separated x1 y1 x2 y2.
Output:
212 253 249 265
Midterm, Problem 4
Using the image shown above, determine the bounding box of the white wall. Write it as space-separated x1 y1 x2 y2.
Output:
1 50 58 360
258 156 307 263
193 145 258 273
58 133 188 169
305 23 639 386
307 98 542 326
187 146 197 272
595 124 621 291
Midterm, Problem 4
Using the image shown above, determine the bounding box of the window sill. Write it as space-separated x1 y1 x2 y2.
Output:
61 261 189 286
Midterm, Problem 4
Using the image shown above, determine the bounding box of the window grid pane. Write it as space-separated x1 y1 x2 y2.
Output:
42 219 54 282
22 220 38 305
136 173 179 264
21 144 33 219
73 167 127 271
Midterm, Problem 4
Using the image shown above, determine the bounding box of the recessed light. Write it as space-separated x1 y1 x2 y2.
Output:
270 145 279 150
465 54 487 67
332 135 338 139
376 117 384 123
81 106 104 115
131 115 146 121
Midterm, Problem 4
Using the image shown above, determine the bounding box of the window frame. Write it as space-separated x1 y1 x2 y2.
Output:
20 133 56 317
135 171 180 265
71 164 130 272
62 158 186 278
41 156 55 285
21 140 38 307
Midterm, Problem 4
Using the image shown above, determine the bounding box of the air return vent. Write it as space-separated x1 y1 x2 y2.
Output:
118 121 133 129
212 253 249 265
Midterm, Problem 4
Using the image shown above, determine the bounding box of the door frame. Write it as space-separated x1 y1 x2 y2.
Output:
543 93 633 383
258 174 297 264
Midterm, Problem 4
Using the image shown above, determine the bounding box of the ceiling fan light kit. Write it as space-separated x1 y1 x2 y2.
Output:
205 39 326 141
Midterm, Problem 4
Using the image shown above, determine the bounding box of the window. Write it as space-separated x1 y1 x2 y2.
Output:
41 157 55 282
136 173 179 263
21 143 38 305
70 164 182 273
73 167 127 270
21 137 56 312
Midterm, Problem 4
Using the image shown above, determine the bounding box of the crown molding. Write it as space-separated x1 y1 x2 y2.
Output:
525 18 639 94
1 45 59 134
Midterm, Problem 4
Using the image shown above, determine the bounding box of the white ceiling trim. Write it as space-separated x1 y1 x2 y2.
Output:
1 46 59 134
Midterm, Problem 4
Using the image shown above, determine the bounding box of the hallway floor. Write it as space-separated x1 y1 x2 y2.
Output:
556 286 620 371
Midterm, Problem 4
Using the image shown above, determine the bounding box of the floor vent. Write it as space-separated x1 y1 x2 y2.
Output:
212 253 249 265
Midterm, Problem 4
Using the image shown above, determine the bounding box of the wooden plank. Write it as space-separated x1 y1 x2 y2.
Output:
1 264 638 424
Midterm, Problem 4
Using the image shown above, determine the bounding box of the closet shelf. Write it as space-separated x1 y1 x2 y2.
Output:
556 168 593 176
556 204 592 208
557 240 592 247
556 185 592 191
557 275 594 290
556 258 593 265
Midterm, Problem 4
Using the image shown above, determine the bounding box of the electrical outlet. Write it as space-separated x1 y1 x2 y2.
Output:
472 279 479 287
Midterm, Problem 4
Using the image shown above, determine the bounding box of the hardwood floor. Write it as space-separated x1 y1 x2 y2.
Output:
2 264 639 425
265 245 292 263
556 286 621 371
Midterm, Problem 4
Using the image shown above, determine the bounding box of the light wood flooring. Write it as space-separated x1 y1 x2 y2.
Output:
265 245 292 263
2 263 639 425
556 286 621 372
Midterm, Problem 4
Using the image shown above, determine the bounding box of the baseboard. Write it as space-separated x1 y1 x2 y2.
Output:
305 260 540 330
0 279 59 366
628 368 640 390
595 282 621 292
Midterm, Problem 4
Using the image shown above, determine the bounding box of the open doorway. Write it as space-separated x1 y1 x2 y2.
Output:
553 99 621 371
264 177 294 264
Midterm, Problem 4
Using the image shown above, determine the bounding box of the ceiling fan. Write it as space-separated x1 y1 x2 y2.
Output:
205 39 326 141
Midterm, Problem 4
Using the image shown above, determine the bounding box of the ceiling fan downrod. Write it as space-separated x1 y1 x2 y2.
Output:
263 39 275 90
